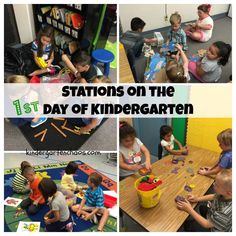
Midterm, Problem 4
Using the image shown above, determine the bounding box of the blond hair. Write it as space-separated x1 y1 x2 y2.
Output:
216 169 232 191
217 128 232 148
7 75 29 83
170 12 182 25
166 60 186 83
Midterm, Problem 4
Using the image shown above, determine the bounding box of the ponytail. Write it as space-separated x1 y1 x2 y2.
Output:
213 41 232 66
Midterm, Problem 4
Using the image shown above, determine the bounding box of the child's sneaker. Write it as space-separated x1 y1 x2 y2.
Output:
90 214 98 224
31 117 47 128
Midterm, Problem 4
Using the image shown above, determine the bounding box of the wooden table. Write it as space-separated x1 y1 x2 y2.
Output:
119 43 135 83
120 145 219 232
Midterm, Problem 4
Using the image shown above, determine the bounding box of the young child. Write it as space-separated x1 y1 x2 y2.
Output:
29 25 55 76
176 169 232 232
7 75 47 127
68 75 111 134
60 161 87 198
71 172 109 232
167 12 188 58
120 17 157 82
198 128 232 176
165 43 190 83
189 41 232 82
12 161 31 194
20 166 45 215
39 178 73 232
62 51 97 83
160 125 188 156
119 121 151 178
185 4 213 42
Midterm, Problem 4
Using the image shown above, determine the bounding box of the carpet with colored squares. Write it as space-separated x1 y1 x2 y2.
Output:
4 161 117 232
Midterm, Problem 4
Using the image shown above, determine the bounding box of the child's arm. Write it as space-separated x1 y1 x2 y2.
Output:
45 210 60 224
119 154 142 171
196 60 206 77
144 38 158 44
61 54 80 77
196 22 212 30
79 118 98 134
177 200 214 229
33 52 44 68
175 44 189 68
163 145 186 155
174 138 183 150
198 165 222 176
140 144 151 170
47 51 54 67
187 194 215 203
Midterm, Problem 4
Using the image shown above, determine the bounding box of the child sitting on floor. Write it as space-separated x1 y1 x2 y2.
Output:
62 51 97 83
12 161 31 194
29 25 57 76
60 161 88 198
165 43 190 83
39 178 73 232
7 75 47 127
160 125 188 156
188 41 231 83
20 166 45 215
176 169 232 232
119 121 151 179
185 4 213 42
71 172 109 232
198 128 232 176
167 12 188 58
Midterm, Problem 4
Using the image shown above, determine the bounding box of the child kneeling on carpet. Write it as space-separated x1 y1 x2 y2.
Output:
188 41 231 83
160 125 188 156
60 161 88 199
176 169 232 232
39 178 73 232
20 166 45 215
12 161 31 194
119 121 151 179
198 128 232 176
7 75 47 128
71 172 109 232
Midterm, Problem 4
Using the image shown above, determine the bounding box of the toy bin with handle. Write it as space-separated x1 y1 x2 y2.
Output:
134 175 161 208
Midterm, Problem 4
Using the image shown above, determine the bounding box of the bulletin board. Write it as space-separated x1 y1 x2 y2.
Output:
186 118 232 153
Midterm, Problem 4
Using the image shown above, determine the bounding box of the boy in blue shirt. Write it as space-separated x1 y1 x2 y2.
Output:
72 172 109 232
198 128 232 176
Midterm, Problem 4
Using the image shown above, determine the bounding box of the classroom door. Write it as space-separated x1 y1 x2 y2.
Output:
133 118 167 157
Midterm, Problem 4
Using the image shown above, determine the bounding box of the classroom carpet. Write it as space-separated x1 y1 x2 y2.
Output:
4 160 117 232
136 17 232 83
19 118 107 150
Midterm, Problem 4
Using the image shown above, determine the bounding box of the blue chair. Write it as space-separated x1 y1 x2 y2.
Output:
92 49 114 76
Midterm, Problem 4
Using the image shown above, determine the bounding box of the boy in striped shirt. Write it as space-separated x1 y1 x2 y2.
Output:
176 169 232 232
12 161 31 194
72 172 109 232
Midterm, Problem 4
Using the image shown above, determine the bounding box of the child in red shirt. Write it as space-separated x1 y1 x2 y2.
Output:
20 166 45 215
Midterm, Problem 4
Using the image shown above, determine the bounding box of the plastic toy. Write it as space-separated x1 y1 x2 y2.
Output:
14 208 26 218
175 195 186 203
144 53 166 81
138 176 162 191
142 43 155 57
104 194 117 208
138 167 151 176
160 41 176 55
36 57 48 68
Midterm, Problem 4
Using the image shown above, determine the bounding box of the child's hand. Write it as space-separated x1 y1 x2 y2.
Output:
176 199 192 213
47 59 53 67
44 218 51 225
187 194 198 203
33 200 39 206
83 212 92 221
145 162 152 171
76 209 82 217
198 168 208 175
131 164 143 171
175 43 183 51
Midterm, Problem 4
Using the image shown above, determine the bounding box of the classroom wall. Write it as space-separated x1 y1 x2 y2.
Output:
120 4 230 32
186 118 232 153
13 4 35 43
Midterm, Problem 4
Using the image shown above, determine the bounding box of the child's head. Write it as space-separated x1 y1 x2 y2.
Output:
91 75 112 84
197 4 211 19
22 166 35 182
39 178 57 200
217 128 232 151
65 161 78 175
87 172 103 188
72 51 91 73
37 25 54 57
206 41 232 66
7 75 29 83
214 169 232 198
166 60 186 83
170 12 181 32
119 121 136 148
131 17 146 32
20 161 31 171
160 125 173 141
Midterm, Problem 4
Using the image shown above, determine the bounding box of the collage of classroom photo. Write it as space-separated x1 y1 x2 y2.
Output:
3 1 232 234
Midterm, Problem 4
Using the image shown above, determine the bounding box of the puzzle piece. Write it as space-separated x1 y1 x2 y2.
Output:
184 185 192 192
186 167 194 176
198 49 207 57
171 167 180 174
175 195 186 203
